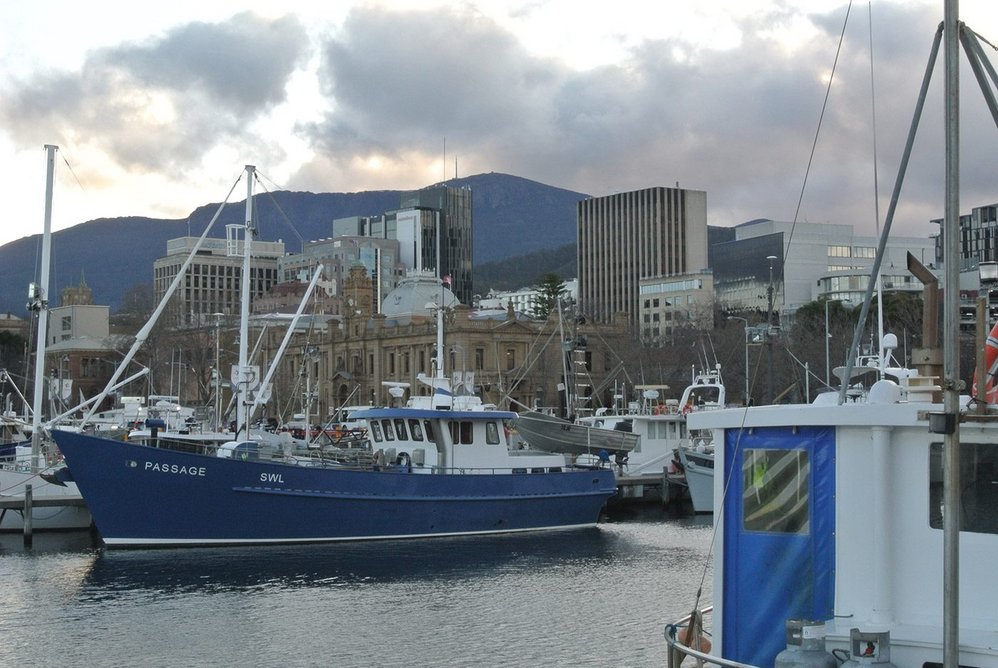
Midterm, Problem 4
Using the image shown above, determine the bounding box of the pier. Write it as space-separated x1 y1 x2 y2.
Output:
613 468 690 506
0 484 88 546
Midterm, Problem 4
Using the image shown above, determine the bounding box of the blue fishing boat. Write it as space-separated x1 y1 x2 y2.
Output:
51 411 615 548
50 166 615 548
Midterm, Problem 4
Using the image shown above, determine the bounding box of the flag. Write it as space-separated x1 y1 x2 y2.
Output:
442 275 452 286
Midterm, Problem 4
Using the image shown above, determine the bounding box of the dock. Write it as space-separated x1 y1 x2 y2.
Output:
0 485 88 546
613 468 690 506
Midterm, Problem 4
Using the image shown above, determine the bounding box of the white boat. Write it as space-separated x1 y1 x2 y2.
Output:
576 367 724 510
666 7 998 666
0 145 90 533
0 440 91 532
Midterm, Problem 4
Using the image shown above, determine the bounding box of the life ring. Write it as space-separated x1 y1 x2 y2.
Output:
973 320 998 403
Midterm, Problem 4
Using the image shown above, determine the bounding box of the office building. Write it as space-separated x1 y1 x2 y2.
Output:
333 186 474 305
577 186 709 329
153 237 284 326
712 220 935 319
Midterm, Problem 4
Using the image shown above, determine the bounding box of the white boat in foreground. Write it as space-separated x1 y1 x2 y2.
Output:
666 8 998 665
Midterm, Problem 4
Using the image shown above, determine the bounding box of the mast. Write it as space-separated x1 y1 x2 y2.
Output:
941 2 960 665
236 165 256 439
29 144 57 472
556 298 572 419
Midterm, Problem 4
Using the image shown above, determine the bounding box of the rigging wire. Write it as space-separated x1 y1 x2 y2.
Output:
255 171 306 254
685 0 858 615
780 0 855 308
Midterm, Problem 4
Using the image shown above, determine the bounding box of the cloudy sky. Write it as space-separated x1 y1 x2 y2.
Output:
2 0 997 248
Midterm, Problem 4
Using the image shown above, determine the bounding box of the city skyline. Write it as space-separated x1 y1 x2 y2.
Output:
3 1 998 248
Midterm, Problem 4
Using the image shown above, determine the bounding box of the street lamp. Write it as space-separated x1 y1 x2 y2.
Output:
766 255 778 326
824 299 854 387
727 316 750 405
766 255 778 403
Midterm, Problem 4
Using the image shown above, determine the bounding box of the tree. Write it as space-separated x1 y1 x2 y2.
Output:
531 273 568 320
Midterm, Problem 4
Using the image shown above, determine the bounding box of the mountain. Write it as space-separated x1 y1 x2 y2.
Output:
0 173 588 315
474 243 577 294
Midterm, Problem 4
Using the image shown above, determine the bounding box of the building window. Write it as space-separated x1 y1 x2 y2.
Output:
474 348 484 371
828 245 852 258
506 348 515 371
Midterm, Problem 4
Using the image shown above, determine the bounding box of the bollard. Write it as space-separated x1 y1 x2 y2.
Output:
23 483 33 547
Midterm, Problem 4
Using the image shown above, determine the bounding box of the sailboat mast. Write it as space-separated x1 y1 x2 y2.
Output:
941 2 961 665
29 144 57 472
236 165 255 439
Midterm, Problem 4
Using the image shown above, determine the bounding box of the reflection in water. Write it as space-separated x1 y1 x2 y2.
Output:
0 508 714 668
79 527 619 597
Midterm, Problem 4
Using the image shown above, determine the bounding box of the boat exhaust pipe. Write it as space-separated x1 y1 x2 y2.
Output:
907 252 943 398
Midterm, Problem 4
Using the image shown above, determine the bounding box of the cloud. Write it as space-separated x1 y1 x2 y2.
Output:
2 1 994 247
294 2 984 238
0 12 308 174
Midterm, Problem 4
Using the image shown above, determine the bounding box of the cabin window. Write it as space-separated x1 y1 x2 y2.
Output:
423 420 435 443
369 421 383 442
742 449 810 534
486 421 500 444
381 419 395 441
393 418 408 440
449 420 474 445
929 442 998 534
408 419 423 441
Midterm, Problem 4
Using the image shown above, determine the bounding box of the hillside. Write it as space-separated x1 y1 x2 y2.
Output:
0 173 588 315
474 243 577 294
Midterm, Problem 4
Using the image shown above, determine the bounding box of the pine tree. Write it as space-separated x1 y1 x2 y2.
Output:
531 273 568 319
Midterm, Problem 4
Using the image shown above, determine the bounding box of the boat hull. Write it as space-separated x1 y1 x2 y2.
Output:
676 447 713 513
52 430 616 548
515 411 639 455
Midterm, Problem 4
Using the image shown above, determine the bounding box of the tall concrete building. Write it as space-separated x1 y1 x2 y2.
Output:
577 186 709 328
153 237 284 326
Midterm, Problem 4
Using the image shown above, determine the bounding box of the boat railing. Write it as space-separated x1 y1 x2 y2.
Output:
664 606 758 668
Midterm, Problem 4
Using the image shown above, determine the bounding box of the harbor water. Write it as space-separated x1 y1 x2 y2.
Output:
0 507 713 667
